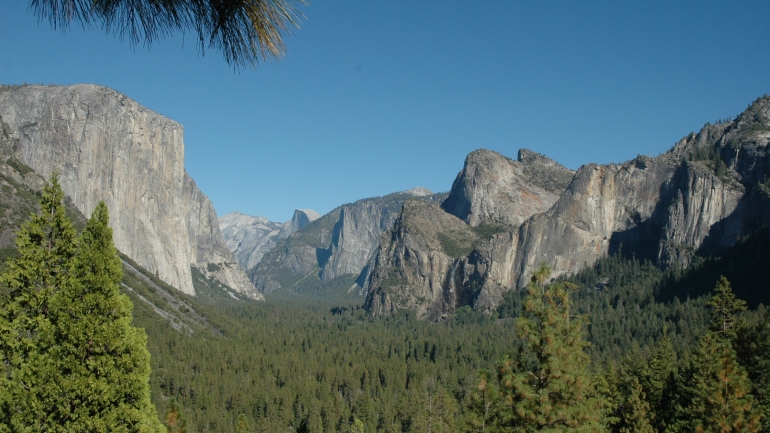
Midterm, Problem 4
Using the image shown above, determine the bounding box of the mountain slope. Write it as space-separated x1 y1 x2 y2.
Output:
0 84 260 299
249 189 446 297
219 209 320 272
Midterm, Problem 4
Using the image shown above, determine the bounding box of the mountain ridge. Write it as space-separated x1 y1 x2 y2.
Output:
364 95 770 320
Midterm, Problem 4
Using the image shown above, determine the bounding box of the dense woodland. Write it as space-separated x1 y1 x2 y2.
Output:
2 176 770 432
135 236 770 432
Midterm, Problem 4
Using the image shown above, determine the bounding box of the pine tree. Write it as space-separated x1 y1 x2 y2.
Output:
0 174 77 430
409 377 457 433
608 373 654 433
463 370 498 433
735 308 770 432
44 201 163 431
708 276 746 339
682 332 761 433
0 183 163 432
162 399 187 433
496 264 605 432
673 278 761 432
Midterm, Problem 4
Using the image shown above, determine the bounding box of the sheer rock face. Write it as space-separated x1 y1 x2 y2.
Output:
441 148 574 227
321 202 385 281
219 209 319 271
364 200 479 321
366 96 770 319
0 84 261 299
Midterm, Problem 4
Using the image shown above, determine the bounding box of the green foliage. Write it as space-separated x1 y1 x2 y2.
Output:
492 264 606 432
437 231 477 258
673 332 760 432
734 308 770 432
5 158 33 177
708 276 747 338
0 177 163 431
135 297 520 432
471 223 509 240
462 370 498 433
381 268 407 289
565 253 711 364
163 400 187 432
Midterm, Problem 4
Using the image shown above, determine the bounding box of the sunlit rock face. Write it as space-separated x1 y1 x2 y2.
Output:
365 96 770 319
0 84 261 299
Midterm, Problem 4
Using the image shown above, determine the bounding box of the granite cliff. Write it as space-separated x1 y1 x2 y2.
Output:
365 96 770 319
219 209 320 271
0 84 260 299
249 189 446 295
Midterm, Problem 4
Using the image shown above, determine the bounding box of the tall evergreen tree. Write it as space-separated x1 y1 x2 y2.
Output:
735 308 770 432
0 174 77 430
463 370 498 433
0 180 163 432
679 332 761 433
673 278 761 433
45 201 163 431
708 276 746 339
496 264 605 432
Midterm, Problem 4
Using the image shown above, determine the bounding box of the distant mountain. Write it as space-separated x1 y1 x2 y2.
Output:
365 96 770 320
246 189 446 297
0 84 260 299
219 209 320 271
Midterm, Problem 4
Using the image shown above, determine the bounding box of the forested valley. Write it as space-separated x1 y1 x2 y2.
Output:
137 234 770 432
2 175 770 432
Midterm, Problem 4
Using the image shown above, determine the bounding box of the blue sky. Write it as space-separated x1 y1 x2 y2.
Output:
2 1 769 222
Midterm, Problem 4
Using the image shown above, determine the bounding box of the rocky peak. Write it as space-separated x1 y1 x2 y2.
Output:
280 208 321 238
365 96 770 320
364 200 479 320
441 148 574 227
219 212 284 271
404 187 433 197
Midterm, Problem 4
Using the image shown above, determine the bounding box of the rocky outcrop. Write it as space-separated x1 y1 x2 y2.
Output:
219 208 319 271
250 190 446 294
364 200 480 321
0 84 261 299
441 149 574 227
365 96 770 319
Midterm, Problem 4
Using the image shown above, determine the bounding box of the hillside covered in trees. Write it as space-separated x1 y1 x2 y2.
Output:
133 236 770 432
1 175 769 432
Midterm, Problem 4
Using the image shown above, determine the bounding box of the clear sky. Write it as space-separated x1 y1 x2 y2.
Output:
2 1 769 222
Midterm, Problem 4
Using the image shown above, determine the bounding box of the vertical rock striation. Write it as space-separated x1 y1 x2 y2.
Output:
0 84 260 299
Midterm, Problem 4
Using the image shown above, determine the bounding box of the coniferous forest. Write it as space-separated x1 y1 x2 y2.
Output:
2 177 770 432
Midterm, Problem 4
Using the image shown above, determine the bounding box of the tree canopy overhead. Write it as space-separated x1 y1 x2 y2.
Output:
29 0 307 67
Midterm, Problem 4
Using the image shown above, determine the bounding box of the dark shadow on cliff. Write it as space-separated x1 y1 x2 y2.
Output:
656 227 770 308
607 167 679 263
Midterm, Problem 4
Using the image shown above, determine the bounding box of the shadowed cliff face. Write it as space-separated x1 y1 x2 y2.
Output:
365 96 770 319
0 84 261 299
